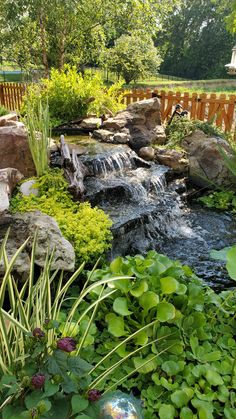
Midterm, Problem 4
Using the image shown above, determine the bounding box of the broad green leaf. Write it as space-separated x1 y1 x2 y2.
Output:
162 360 185 376
176 283 187 295
180 407 194 419
171 388 194 408
139 291 159 313
201 351 222 362
160 277 179 294
156 302 175 322
2 406 26 419
105 313 126 337
37 400 52 414
205 369 223 386
226 245 236 280
133 354 158 374
44 381 59 397
112 278 130 293
224 407 236 419
71 395 89 414
130 280 148 297
159 404 175 419
135 330 149 346
191 399 214 419
110 257 123 273
113 297 132 316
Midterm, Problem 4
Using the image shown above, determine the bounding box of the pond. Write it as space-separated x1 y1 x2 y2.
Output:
55 135 236 289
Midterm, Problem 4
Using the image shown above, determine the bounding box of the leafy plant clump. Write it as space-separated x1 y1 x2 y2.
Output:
21 65 125 127
0 235 133 418
199 190 236 212
74 250 236 418
165 116 229 149
0 105 9 116
10 169 112 265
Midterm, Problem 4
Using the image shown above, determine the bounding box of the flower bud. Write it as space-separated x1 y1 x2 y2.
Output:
32 328 45 338
87 389 102 402
31 373 45 389
57 337 76 353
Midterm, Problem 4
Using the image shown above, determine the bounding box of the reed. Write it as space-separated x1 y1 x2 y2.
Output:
25 99 50 176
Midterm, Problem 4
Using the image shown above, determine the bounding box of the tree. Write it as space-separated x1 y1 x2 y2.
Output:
101 33 161 84
0 0 178 75
158 0 236 79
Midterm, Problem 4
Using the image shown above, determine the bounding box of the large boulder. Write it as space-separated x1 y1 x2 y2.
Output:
0 116 36 177
0 168 24 213
182 130 236 188
0 212 75 276
100 98 163 151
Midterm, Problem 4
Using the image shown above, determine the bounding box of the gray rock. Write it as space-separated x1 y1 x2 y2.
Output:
182 130 236 187
155 148 188 173
101 98 162 151
152 125 167 145
0 112 18 127
113 132 130 144
20 179 39 197
0 212 75 276
80 117 102 131
138 147 155 161
93 129 114 142
0 168 24 213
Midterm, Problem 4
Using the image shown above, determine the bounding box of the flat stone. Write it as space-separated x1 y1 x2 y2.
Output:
93 129 114 142
20 179 39 197
80 117 102 131
113 132 130 144
155 148 188 172
0 112 18 127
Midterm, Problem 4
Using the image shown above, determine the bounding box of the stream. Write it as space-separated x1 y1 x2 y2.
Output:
54 135 236 289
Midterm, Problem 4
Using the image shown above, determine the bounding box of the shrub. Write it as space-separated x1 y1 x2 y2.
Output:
165 116 229 149
21 66 125 127
0 105 8 116
10 169 112 265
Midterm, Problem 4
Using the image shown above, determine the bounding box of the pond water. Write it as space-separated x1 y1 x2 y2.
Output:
58 135 236 289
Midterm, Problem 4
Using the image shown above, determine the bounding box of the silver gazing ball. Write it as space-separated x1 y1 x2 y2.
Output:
95 391 144 419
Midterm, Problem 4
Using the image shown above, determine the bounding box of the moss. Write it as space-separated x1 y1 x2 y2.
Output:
10 169 113 265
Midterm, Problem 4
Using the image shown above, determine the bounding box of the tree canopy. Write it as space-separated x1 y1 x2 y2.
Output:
158 0 236 79
0 0 177 75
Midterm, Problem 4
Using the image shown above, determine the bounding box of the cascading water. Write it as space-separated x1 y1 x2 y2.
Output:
61 139 236 289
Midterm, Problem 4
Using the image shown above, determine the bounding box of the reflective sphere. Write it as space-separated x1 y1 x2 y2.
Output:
94 391 144 419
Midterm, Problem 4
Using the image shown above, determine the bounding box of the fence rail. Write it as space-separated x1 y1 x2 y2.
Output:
0 83 235 133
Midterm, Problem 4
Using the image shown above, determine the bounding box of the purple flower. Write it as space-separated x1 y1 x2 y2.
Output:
87 389 102 402
57 337 77 353
32 328 45 338
31 373 45 389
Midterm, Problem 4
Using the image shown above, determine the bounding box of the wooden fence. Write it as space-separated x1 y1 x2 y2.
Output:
123 88 236 133
0 83 27 111
0 83 235 133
